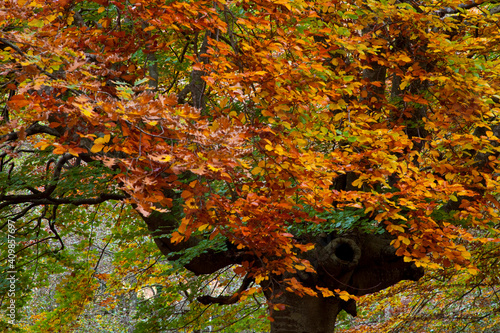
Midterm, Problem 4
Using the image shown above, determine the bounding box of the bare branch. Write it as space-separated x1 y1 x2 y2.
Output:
0 193 127 209
434 0 494 17
198 274 254 305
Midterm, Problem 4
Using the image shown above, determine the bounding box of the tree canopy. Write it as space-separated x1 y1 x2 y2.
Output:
1 0 500 332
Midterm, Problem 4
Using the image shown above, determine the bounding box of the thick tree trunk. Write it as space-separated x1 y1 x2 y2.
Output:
268 291 341 333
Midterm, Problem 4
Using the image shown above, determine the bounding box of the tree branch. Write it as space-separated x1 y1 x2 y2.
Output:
197 274 254 305
0 193 127 209
0 121 62 143
434 0 495 17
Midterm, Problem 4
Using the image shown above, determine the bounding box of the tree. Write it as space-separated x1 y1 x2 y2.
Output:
1 0 500 331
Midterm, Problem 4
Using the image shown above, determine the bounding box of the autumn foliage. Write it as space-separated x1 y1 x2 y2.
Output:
1 0 500 331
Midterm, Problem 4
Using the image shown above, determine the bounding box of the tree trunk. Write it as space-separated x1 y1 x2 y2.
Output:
263 231 424 333
268 291 341 333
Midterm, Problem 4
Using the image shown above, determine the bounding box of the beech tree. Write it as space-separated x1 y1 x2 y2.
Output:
1 0 500 332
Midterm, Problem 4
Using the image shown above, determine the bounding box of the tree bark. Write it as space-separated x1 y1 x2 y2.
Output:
268 291 341 333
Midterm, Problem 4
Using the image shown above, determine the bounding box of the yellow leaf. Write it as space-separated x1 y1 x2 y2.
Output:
53 146 66 155
68 148 80 156
316 286 334 297
251 166 262 175
255 274 267 284
159 155 172 162
98 6 105 13
399 54 411 63
388 224 405 233
198 224 209 231
90 144 104 153
337 290 351 301
467 267 479 275
27 19 44 27
351 178 364 188
34 141 51 150
207 164 220 172
94 134 111 145
171 232 184 244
